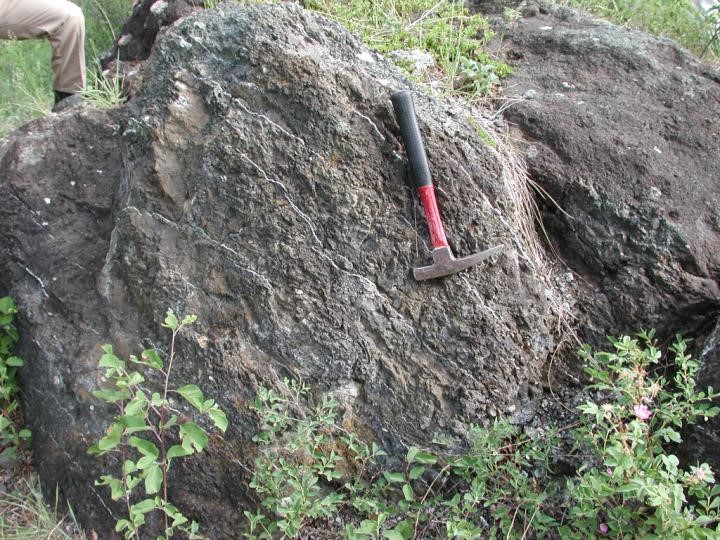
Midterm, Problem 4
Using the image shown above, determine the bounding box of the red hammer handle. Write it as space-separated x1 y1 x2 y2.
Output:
417 185 449 249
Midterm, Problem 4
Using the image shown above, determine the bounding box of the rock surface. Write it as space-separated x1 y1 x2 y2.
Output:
103 0 202 65
1 0 719 536
487 0 720 487
495 0 720 342
0 3 560 535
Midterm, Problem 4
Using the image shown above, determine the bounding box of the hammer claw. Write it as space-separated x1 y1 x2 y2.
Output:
413 245 504 281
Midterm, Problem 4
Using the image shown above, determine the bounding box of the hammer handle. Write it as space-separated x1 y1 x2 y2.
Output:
391 91 432 187
391 90 449 249
417 185 449 248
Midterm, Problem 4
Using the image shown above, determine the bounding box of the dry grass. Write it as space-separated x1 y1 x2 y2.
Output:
0 473 85 540
464 102 582 403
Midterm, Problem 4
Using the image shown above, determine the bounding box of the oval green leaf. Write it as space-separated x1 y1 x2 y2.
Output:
180 422 208 452
145 464 163 495
208 408 228 433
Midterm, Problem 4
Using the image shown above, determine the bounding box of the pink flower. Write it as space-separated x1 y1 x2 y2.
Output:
693 467 706 482
598 523 609 535
634 404 652 420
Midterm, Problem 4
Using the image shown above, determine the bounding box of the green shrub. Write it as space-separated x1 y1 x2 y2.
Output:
247 331 720 538
567 331 720 537
0 297 30 462
89 310 227 539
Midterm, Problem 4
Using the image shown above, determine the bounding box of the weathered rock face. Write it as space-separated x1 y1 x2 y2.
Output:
486 0 720 483
0 3 559 536
3 0 719 535
103 0 203 65
495 0 720 341
685 322 720 472
0 111 125 531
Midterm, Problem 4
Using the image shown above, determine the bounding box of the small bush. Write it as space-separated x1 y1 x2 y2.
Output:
0 297 30 462
568 331 720 537
247 331 720 538
89 310 227 539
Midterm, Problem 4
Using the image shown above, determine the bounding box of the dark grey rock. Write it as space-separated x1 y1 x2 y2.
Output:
3 0 719 535
0 3 558 536
497 0 720 342
682 322 720 472
102 0 203 66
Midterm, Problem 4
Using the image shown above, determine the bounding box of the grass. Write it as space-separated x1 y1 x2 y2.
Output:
0 0 131 138
0 475 85 539
560 0 720 61
0 40 54 136
79 61 126 109
304 0 511 98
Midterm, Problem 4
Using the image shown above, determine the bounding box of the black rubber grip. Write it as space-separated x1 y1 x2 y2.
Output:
391 91 432 187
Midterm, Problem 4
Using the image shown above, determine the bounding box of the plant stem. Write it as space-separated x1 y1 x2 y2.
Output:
116 398 141 540
158 329 178 538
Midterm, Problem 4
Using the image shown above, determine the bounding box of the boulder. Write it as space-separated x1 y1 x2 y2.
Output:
487 0 720 484
103 0 203 65
495 0 720 342
0 3 560 535
3 0 719 535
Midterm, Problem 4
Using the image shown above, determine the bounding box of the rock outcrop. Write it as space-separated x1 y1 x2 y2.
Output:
1 3 560 535
495 1 720 342
488 0 720 484
1 0 719 536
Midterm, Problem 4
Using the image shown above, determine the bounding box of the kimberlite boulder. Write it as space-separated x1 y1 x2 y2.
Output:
0 3 560 536
496 0 720 341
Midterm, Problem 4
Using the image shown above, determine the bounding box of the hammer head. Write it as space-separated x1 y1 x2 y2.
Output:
414 244 504 281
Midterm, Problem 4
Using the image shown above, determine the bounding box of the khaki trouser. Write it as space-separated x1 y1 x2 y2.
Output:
0 0 85 93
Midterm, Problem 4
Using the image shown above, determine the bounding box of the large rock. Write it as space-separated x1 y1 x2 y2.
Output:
0 3 559 535
103 0 203 65
496 0 720 341
487 0 720 483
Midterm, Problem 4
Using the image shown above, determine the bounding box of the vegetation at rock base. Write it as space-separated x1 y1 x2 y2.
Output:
2 297 720 537
0 478 84 539
0 297 29 463
246 331 720 538
88 310 227 539
0 297 84 537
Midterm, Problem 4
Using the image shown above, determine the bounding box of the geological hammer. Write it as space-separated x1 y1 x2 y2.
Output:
391 91 503 280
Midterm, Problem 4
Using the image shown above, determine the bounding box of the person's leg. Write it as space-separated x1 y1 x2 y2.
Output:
49 0 85 95
0 0 85 96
